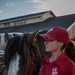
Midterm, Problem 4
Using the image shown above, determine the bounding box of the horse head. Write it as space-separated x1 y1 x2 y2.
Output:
3 31 38 75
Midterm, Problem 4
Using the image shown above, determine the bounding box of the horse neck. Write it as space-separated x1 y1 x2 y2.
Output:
8 52 20 75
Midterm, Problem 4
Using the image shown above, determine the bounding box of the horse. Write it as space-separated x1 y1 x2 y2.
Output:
1 30 47 75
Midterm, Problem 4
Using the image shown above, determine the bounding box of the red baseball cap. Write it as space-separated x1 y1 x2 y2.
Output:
39 26 70 45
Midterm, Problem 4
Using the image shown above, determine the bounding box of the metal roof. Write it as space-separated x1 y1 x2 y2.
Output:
0 10 55 23
0 14 75 33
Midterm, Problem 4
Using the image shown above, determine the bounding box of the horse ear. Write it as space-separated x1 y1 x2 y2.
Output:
27 30 38 45
5 33 11 42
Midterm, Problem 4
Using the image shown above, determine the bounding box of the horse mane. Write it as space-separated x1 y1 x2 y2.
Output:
36 30 48 57
30 29 48 75
3 35 27 68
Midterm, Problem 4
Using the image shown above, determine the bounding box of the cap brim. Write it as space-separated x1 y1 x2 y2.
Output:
39 33 56 41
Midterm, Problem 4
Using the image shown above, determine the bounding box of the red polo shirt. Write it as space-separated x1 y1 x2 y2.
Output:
38 53 75 75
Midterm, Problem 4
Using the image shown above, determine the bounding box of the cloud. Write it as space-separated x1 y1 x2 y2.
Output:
11 3 14 5
30 0 75 16
32 0 41 3
31 0 52 12
6 3 9 6
0 10 2 13
6 2 14 6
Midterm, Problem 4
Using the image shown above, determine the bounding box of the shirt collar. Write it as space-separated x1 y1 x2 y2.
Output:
45 53 67 65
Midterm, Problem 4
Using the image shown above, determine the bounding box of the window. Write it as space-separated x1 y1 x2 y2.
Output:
14 20 26 26
0 24 4 28
4 22 9 27
20 20 26 25
4 23 6 27
9 22 14 26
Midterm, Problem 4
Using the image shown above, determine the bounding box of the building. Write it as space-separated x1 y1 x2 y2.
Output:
67 22 75 39
0 13 75 34
0 10 55 29
0 10 75 37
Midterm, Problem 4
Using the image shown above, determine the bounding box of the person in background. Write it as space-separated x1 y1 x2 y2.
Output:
38 26 75 75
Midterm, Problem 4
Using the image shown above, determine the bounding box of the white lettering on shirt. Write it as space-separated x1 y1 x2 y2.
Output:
52 68 58 75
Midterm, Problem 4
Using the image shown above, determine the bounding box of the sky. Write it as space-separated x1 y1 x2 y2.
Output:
0 0 75 20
